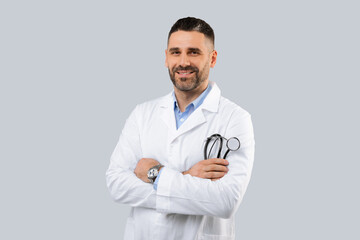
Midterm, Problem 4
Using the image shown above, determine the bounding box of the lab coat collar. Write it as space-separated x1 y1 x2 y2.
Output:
159 81 221 112
159 81 221 141
198 81 220 113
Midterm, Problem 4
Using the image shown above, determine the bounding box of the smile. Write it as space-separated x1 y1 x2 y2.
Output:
176 71 194 76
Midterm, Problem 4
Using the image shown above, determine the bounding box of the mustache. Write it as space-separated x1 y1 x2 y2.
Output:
172 66 199 72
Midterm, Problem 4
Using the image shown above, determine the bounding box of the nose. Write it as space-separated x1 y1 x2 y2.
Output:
179 53 190 67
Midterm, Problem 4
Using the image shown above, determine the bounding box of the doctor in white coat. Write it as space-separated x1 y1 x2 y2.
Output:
106 17 255 240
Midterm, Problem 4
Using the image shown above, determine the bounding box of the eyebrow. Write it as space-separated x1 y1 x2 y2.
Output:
168 47 203 53
169 47 180 52
188 48 202 53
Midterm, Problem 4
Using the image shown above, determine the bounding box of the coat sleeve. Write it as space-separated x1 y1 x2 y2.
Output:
106 105 157 209
155 110 255 219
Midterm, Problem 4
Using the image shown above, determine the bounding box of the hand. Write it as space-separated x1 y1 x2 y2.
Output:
134 158 160 183
183 158 229 181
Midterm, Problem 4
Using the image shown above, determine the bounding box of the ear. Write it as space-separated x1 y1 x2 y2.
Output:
165 49 168 68
210 50 217 68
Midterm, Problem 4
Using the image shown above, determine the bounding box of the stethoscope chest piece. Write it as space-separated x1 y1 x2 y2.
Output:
204 134 241 160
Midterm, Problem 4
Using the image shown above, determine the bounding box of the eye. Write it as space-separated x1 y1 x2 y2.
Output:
171 51 180 55
189 51 200 55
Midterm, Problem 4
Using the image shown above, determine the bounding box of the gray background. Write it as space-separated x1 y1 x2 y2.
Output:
1 0 359 239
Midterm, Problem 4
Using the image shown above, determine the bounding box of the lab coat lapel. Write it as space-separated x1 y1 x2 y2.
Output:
160 98 205 143
159 93 177 132
173 109 206 140
173 82 221 140
159 82 221 143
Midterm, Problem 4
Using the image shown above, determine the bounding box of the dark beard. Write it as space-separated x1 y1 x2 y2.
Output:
169 65 208 92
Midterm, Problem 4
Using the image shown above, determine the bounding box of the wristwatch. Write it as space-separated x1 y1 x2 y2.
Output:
147 164 164 183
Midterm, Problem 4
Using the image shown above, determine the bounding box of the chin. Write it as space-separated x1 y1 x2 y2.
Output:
176 83 199 92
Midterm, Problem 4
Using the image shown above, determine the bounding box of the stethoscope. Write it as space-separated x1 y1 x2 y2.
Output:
203 133 241 160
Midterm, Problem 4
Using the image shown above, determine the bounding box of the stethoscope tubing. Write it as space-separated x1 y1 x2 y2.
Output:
204 134 240 160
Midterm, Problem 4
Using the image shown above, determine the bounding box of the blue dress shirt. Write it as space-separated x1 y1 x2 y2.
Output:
153 84 212 190
173 84 212 129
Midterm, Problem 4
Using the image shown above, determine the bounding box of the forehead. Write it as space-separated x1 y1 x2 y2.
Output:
168 31 209 49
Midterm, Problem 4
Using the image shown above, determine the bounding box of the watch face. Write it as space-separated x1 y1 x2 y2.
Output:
148 168 158 178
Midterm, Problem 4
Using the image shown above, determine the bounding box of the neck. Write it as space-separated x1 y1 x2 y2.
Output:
174 81 209 112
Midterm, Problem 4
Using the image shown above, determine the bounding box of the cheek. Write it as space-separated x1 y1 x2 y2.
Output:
196 62 206 71
167 62 178 71
195 58 208 67
166 58 174 68
165 55 174 68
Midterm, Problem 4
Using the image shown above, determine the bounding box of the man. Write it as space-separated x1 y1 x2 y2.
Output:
106 17 255 240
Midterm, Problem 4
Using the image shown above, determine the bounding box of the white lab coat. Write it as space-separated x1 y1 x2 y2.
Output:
106 81 255 240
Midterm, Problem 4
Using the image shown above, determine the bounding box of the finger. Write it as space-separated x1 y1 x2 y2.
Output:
205 171 226 179
204 164 228 173
211 178 221 181
208 158 229 166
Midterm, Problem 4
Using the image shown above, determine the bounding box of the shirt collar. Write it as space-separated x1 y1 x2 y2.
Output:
172 84 212 111
160 81 221 113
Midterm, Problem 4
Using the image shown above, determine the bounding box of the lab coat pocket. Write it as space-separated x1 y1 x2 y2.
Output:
123 217 135 240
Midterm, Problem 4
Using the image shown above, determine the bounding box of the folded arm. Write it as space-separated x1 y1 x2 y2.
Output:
106 106 157 209
107 107 255 219
156 143 254 218
133 111 254 219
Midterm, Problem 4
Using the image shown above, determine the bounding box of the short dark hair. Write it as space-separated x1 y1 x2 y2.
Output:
168 17 215 48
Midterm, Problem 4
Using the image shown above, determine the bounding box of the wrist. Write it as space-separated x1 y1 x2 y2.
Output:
147 164 164 183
